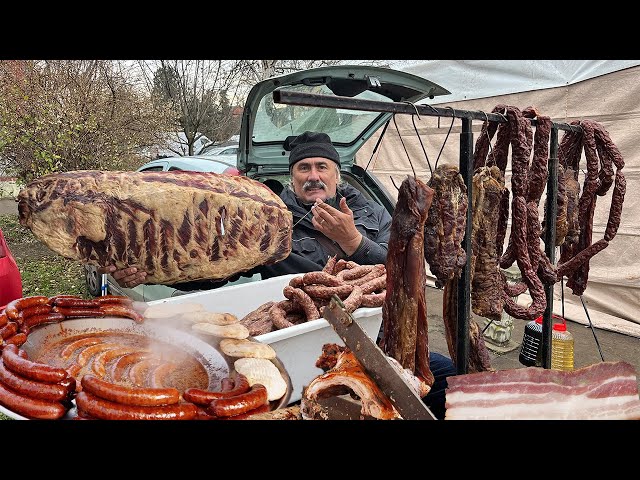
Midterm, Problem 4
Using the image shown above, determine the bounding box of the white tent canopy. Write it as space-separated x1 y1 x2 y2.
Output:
393 60 640 103
358 60 640 337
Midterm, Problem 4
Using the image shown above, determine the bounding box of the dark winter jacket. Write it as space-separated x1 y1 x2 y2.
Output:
173 183 391 291
258 183 391 279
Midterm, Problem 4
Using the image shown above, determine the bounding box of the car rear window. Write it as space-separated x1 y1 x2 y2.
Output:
253 84 389 144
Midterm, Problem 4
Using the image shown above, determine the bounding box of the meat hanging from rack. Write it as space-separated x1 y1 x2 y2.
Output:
498 106 550 321
470 104 626 321
541 163 569 247
424 164 492 373
469 165 507 321
470 105 514 320
424 164 468 288
381 175 434 389
554 120 626 295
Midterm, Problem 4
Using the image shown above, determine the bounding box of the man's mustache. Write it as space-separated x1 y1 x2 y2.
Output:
303 180 326 191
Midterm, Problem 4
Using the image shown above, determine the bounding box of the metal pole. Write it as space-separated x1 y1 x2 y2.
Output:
273 90 582 133
456 117 473 375
580 296 606 362
541 127 559 368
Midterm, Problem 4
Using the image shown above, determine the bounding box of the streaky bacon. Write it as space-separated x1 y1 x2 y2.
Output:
445 361 640 420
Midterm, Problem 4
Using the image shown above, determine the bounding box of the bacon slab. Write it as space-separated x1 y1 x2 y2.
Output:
445 361 640 420
17 170 292 284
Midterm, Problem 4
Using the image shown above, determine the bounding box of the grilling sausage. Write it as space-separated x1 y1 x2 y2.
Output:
206 383 268 417
60 337 104 360
0 360 73 402
110 351 152 382
81 374 180 406
4 296 49 320
0 381 67 419
0 322 17 340
52 306 105 318
92 295 133 306
221 403 271 420
2 344 68 383
53 298 100 309
183 373 251 406
17 304 52 321
24 312 65 329
75 391 197 420
4 333 27 347
100 304 144 323
92 346 143 377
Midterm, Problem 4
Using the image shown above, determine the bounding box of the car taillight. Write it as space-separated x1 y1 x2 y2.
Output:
223 166 241 175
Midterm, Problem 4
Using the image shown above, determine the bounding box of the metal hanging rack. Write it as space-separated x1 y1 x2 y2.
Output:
273 89 581 373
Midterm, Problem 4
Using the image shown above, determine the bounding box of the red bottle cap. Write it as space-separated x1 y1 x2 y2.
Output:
553 322 567 331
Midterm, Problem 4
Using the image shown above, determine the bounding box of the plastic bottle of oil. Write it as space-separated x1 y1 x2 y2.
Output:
551 318 574 371
519 316 543 367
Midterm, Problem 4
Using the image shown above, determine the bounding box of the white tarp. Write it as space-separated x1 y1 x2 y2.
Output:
393 60 640 103
357 61 640 337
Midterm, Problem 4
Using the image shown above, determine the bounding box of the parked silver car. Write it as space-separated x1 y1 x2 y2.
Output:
200 143 239 157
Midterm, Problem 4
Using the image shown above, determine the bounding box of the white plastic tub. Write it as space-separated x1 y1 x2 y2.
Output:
148 274 383 403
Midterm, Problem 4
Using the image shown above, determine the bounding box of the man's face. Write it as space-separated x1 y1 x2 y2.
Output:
291 157 338 203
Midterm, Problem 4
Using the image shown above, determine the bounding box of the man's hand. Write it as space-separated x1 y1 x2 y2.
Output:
98 265 147 289
312 197 363 255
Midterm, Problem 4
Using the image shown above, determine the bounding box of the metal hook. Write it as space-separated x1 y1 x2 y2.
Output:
411 113 433 176
402 101 421 120
434 106 455 170
365 117 391 172
483 110 496 168
424 103 439 114
390 175 400 192
393 114 417 179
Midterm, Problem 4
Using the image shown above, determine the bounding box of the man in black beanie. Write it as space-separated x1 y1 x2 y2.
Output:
270 130 391 269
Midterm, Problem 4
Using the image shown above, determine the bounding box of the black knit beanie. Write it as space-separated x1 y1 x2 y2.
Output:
288 131 340 168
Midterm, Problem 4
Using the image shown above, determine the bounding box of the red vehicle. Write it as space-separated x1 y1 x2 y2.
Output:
0 227 22 307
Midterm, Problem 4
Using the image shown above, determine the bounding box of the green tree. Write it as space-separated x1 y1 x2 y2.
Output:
139 60 245 156
152 64 180 102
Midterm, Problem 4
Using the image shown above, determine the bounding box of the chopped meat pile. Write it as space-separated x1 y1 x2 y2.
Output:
315 343 346 371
